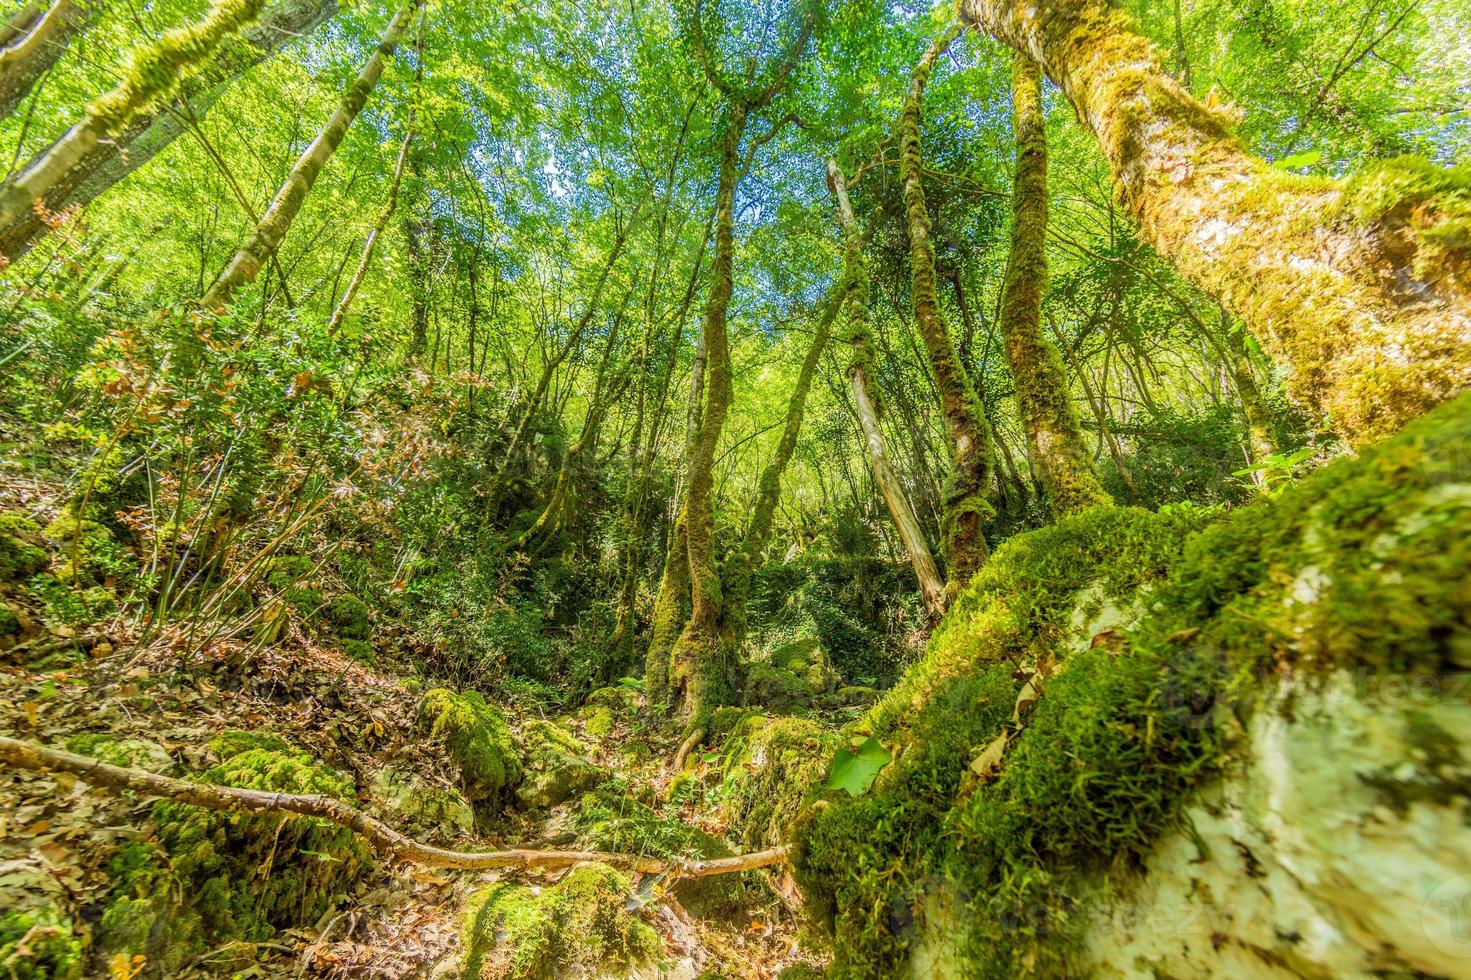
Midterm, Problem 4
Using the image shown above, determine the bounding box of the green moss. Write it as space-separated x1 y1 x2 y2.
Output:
0 608 19 637
41 512 115 585
101 733 371 963
459 863 660 979
777 965 825 980
0 908 84 980
744 660 817 712
515 720 604 808
65 733 173 772
583 705 615 737
718 715 835 849
573 789 753 917
0 513 46 582
419 688 522 807
792 393 1471 976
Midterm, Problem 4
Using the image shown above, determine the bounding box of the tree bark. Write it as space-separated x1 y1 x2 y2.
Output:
958 0 1471 445
327 3 424 335
0 0 269 245
0 0 88 121
899 22 996 595
202 3 413 309
998 54 1111 518
828 157 946 617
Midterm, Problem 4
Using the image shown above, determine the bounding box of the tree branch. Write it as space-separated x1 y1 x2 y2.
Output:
0 735 789 881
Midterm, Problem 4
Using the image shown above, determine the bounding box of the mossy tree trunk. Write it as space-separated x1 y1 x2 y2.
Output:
0 0 338 262
828 157 947 617
899 22 996 595
998 54 1111 519
0 0 269 250
959 0 1471 445
0 0 89 121
667 103 745 721
1217 308 1281 480
202 2 413 309
665 0 821 723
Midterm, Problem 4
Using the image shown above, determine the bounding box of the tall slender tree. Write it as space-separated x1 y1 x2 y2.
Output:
898 21 996 594
203 3 415 309
828 157 947 616
997 53 1111 519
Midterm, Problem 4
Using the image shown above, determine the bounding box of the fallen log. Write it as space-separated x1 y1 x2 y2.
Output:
0 735 788 880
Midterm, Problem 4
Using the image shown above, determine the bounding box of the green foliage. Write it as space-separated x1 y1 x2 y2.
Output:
823 736 890 796
0 907 84 980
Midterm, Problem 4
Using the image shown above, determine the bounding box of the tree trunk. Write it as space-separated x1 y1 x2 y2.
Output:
0 0 339 262
666 104 746 722
0 0 269 246
828 157 947 617
327 3 423 335
202 3 413 309
1217 307 1281 482
899 22 996 594
998 54 1111 519
0 0 88 121
958 0 1471 445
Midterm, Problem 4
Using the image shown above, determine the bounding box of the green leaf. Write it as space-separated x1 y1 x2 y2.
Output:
824 737 891 796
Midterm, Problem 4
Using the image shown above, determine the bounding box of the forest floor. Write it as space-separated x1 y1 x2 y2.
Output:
0 476 818 978
0 629 814 977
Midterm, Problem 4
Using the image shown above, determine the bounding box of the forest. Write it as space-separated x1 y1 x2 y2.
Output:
0 0 1467 975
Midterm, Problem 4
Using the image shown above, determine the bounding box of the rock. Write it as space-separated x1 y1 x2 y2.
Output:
456 862 660 978
582 705 616 738
745 637 838 712
1075 670 1471 978
419 688 523 809
371 767 474 838
515 720 605 808
0 513 47 583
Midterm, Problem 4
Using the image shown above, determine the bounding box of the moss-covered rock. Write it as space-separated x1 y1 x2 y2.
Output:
371 767 475 839
0 513 47 583
419 688 522 809
792 394 1471 976
515 721 605 809
719 715 834 850
457 863 660 979
0 857 85 980
744 660 817 712
98 732 371 970
574 789 754 917
41 511 115 585
65 733 174 773
581 705 615 738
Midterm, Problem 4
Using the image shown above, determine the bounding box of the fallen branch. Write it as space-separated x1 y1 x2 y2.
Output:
672 726 705 773
0 736 788 880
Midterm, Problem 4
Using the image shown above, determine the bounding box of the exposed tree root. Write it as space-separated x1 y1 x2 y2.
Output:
0 735 789 880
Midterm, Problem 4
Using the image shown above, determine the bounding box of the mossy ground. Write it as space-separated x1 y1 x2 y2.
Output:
0 907 84 980
793 393 1471 976
458 862 660 979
